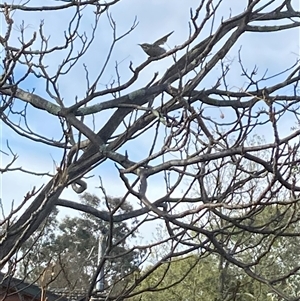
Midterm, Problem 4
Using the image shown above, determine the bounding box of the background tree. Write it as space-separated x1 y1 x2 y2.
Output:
16 194 141 294
1 1 300 301
129 201 300 301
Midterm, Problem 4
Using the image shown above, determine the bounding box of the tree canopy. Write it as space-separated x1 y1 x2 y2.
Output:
1 1 300 301
17 194 141 294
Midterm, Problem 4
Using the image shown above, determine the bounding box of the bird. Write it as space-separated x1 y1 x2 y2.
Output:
139 31 174 57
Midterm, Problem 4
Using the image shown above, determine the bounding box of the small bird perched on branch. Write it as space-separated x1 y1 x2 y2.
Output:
139 31 174 57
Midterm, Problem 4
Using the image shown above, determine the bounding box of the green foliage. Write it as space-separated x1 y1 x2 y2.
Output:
128 203 300 301
129 255 218 301
17 193 142 292
128 254 271 301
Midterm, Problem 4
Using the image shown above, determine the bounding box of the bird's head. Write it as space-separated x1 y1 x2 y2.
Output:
138 43 151 52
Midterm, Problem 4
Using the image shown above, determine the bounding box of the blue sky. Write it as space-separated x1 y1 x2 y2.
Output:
0 0 299 243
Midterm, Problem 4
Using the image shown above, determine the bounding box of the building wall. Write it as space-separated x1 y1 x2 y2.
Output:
0 289 39 301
